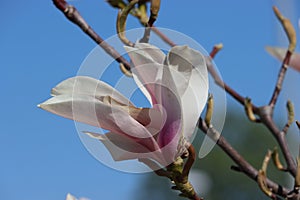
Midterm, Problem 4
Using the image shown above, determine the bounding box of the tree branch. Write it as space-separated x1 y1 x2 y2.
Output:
259 113 297 176
268 51 291 107
198 118 293 198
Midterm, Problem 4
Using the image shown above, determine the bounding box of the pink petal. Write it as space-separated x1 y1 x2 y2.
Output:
156 72 182 160
157 46 208 159
84 131 166 164
38 94 159 151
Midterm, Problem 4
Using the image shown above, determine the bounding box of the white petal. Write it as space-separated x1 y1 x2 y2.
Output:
38 94 159 149
181 66 208 141
124 45 165 105
164 46 208 141
134 42 165 64
51 76 132 106
165 46 207 97
84 131 165 163
266 46 300 72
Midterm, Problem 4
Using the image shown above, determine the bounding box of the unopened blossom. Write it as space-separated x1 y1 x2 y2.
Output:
266 46 300 72
39 43 208 167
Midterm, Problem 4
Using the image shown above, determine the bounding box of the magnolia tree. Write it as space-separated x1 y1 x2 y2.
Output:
39 0 300 199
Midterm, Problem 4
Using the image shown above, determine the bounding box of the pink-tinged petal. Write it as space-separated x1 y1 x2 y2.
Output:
181 69 208 141
165 46 207 96
124 45 165 105
175 48 208 140
84 131 166 164
266 46 300 72
157 46 208 160
51 76 133 106
156 75 182 160
158 118 182 163
38 94 159 151
152 63 185 160
102 96 166 131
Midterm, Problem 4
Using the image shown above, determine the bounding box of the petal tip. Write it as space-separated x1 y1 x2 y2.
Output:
37 102 47 110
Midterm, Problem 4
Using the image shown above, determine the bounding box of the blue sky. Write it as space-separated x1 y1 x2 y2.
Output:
0 0 299 199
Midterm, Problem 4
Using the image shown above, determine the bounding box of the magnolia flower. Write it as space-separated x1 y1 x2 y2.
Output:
266 46 300 72
39 43 208 167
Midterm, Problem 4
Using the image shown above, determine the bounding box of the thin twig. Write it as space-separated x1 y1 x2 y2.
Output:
269 6 296 107
269 51 291 107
